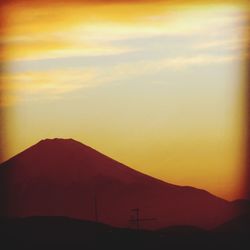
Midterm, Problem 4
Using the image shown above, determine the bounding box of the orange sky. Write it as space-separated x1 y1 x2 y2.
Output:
0 0 249 200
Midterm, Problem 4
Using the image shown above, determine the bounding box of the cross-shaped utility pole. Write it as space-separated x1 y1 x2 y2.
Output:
129 208 156 230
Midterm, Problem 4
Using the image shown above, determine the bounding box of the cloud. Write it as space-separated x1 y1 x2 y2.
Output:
195 37 249 51
2 1 167 61
0 68 98 105
2 0 248 6
2 3 246 62
2 0 164 6
191 9 249 52
1 50 245 107
3 37 136 61
101 53 243 82
1 1 247 107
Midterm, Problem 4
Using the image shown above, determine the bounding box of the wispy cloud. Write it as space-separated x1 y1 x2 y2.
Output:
3 3 246 62
194 37 248 51
2 34 137 61
2 52 242 106
0 68 98 105
1 2 247 107
101 53 243 82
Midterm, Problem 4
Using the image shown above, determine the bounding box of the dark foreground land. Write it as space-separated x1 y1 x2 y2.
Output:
0 215 249 250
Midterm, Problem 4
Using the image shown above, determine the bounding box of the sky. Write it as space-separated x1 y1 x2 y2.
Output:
0 0 249 200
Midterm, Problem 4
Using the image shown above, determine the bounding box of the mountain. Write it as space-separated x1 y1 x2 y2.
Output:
0 138 241 229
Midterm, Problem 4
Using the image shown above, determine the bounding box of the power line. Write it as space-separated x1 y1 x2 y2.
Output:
129 208 156 230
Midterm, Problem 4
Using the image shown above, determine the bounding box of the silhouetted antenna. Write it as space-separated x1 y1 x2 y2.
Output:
129 208 156 230
94 192 98 222
131 208 140 230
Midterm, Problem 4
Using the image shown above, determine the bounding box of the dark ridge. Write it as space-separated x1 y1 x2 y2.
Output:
214 212 250 233
0 216 249 250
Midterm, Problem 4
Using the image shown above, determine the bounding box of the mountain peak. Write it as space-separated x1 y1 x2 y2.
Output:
36 138 90 149
38 138 79 144
30 138 98 159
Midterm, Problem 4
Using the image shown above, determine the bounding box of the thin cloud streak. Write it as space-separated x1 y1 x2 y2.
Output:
2 3 246 62
1 52 243 107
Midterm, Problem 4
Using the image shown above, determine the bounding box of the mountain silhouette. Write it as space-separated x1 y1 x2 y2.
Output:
0 138 240 229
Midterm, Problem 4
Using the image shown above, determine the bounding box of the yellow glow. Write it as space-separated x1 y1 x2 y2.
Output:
1 0 249 201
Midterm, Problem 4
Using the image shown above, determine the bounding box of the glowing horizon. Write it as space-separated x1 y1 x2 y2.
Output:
1 0 249 201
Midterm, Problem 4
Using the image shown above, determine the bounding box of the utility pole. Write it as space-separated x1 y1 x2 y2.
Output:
131 208 140 230
94 192 98 223
129 208 156 230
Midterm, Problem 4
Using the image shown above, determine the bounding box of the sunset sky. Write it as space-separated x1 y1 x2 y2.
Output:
0 0 249 200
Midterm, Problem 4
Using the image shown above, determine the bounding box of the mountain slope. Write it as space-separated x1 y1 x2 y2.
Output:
0 138 239 229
